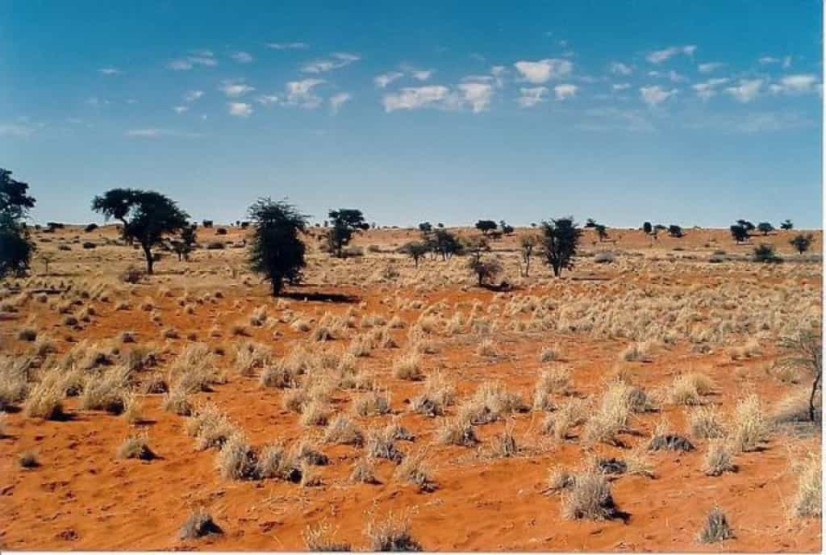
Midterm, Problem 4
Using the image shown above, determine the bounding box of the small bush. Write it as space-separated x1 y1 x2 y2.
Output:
365 513 422 552
117 435 156 460
180 508 223 540
562 471 621 521
703 441 736 476
19 451 39 469
698 507 734 543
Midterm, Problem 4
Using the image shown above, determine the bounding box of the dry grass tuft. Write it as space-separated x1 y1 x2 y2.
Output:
793 452 821 518
117 434 156 460
703 440 737 476
731 394 770 452
179 508 223 540
365 512 422 552
698 507 734 543
561 471 622 521
689 406 726 440
302 521 351 552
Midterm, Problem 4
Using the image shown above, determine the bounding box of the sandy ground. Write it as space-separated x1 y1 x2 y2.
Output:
0 224 821 551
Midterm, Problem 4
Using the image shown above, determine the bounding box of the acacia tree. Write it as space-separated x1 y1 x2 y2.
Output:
777 329 822 422
595 224 609 242
541 217 582 277
327 208 368 257
248 199 308 296
400 241 428 267
475 220 497 236
780 219 794 230
519 234 538 277
730 224 749 244
0 168 36 278
468 257 502 286
757 222 774 236
92 188 189 274
790 233 813 254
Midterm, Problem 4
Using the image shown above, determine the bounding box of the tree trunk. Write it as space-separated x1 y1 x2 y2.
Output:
810 370 821 422
271 275 283 297
142 244 154 274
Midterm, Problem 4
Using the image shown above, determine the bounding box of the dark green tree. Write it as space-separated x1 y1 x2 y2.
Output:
92 188 189 274
595 224 609 242
540 217 582 277
642 221 653 234
730 224 749 244
499 220 515 235
737 219 755 232
668 224 684 238
400 241 428 267
519 234 538 277
326 209 368 258
248 199 308 296
0 169 36 278
173 223 198 261
418 222 432 233
475 220 497 236
757 222 774 236
790 233 813 255
780 219 794 231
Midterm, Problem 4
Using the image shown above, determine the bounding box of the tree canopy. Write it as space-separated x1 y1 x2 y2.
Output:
327 208 368 257
92 188 189 274
248 199 308 296
0 168 36 278
540 217 582 277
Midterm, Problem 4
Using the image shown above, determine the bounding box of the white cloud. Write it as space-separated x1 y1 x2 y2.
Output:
668 70 687 83
612 83 631 91
646 45 696 64
382 86 450 112
125 128 200 138
775 74 819 94
374 72 404 88
0 123 37 137
183 90 204 102
99 67 121 76
490 66 506 87
266 42 308 50
173 106 189 114
285 78 325 108
412 70 433 81
698 62 724 74
691 78 729 100
782 56 792 68
329 92 352 114
256 95 280 105
759 56 779 64
724 79 762 103
228 102 253 117
458 82 493 113
168 51 217 70
640 85 677 106
231 51 253 64
302 52 360 73
517 87 548 108
579 107 654 133
610 62 632 76
220 80 255 98
554 83 578 100
513 59 572 84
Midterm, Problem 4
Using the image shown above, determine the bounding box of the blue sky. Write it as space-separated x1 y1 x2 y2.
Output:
1 0 822 228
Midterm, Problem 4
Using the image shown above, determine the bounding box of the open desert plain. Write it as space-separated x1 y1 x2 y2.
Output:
0 222 821 551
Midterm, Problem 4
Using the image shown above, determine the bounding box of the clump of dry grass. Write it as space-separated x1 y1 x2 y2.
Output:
666 372 715 406
730 394 769 452
647 418 695 452
351 456 379 484
542 399 587 440
698 507 734 543
620 341 650 362
792 452 821 518
294 440 329 466
0 356 31 410
689 406 726 439
117 434 156 460
546 467 577 493
703 440 737 476
437 416 479 447
367 427 405 463
561 471 621 521
539 346 561 362
324 414 364 446
490 423 518 458
24 380 65 420
179 508 223 540
17 326 37 342
365 512 422 552
411 372 455 417
353 390 391 417
18 449 38 468
299 399 331 427
187 404 237 451
302 521 351 552
216 434 259 480
79 366 130 414
393 352 423 381
256 442 302 482
162 387 192 416
395 450 437 492
458 381 528 425
583 381 632 446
